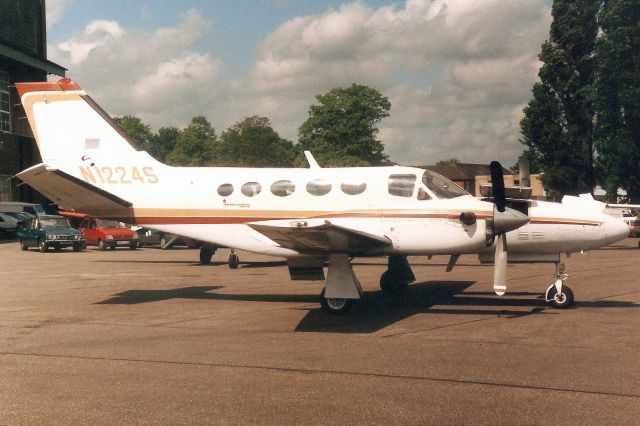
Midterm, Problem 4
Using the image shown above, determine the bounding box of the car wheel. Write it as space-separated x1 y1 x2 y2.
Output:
129 242 137 250
20 242 29 251
38 240 48 253
109 245 116 250
73 243 83 252
53 244 62 252
98 239 107 251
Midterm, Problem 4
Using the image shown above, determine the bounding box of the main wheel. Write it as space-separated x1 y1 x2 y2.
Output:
98 239 107 251
200 248 215 265
228 252 239 269
380 270 409 294
547 285 574 309
38 240 48 253
320 289 354 314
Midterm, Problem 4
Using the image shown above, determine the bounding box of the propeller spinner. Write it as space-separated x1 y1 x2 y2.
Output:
489 161 529 296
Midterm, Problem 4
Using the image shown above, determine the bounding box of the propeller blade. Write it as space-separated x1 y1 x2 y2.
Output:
493 233 507 296
490 161 506 213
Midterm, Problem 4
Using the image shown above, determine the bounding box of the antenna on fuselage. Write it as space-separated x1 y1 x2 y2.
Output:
304 151 321 169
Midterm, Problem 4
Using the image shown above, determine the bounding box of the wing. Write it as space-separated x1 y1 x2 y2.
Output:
17 163 132 211
248 220 391 254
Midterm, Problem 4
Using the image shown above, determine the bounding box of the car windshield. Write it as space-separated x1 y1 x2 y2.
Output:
422 171 468 199
101 220 126 228
40 217 71 229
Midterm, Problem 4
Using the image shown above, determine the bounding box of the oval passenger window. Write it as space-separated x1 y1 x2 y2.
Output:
217 183 233 196
241 182 262 197
306 179 332 196
271 180 295 197
341 181 367 195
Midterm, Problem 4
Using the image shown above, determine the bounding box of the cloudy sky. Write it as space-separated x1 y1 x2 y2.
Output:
46 0 552 166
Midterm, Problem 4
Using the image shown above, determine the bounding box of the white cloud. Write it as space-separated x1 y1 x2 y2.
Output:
46 0 74 30
48 10 219 129
246 0 551 166
48 1 551 166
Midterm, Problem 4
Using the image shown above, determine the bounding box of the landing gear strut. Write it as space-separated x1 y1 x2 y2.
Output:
545 262 574 309
380 254 415 294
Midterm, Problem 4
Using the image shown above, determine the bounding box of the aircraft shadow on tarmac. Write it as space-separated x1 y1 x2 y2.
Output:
96 281 638 333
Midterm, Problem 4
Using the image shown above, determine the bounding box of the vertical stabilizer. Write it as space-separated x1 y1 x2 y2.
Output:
16 79 143 169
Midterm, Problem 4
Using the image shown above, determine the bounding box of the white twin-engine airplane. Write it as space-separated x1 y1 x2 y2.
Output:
15 79 629 313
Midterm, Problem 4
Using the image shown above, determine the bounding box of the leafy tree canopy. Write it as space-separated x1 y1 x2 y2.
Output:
166 116 217 166
113 115 153 152
298 84 390 166
149 127 180 163
214 116 298 167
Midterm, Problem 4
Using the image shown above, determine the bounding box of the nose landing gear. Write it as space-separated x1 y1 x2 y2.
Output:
545 262 574 309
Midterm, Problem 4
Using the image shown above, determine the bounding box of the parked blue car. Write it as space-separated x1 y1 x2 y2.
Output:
18 215 85 252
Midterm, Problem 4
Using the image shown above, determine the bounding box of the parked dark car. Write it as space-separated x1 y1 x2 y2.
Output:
134 227 183 249
18 215 85 252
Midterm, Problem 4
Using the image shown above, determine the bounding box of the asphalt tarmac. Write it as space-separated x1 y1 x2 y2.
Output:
1 238 639 424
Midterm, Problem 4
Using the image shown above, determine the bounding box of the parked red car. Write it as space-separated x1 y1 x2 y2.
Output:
79 217 138 250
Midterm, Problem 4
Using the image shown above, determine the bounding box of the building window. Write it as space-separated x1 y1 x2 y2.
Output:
0 70 9 133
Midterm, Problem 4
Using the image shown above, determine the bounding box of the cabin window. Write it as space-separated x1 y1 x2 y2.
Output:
271 180 295 197
306 179 332 196
341 181 367 195
241 182 262 197
217 183 234 196
422 171 467 199
388 174 416 197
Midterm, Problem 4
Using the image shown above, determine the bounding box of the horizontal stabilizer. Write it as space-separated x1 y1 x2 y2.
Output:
249 220 391 254
17 163 132 211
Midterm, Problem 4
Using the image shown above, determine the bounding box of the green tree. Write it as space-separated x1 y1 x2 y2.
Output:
298 84 390 166
518 0 600 198
113 115 153 152
167 116 216 166
594 0 640 202
149 127 180 163
214 116 297 167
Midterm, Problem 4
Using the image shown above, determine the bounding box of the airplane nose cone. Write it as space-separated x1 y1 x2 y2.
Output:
603 215 630 244
493 207 530 234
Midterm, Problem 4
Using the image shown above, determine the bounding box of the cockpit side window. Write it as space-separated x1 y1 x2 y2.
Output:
388 174 416 197
422 171 468 199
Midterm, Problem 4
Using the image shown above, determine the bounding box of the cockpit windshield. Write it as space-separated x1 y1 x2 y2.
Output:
422 170 468 199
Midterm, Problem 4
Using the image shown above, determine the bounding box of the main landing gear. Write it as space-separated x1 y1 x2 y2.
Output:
545 262 574 309
199 247 239 269
319 254 416 314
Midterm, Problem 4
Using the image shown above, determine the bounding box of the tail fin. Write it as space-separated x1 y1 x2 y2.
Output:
16 79 144 167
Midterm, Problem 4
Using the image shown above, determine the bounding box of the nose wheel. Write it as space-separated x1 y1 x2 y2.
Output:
545 262 574 309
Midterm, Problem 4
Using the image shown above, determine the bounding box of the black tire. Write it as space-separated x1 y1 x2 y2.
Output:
129 242 137 250
98 239 107 251
109 245 116 250
228 252 239 269
200 248 215 265
547 285 574 309
380 270 409 294
38 240 48 253
20 242 29 251
53 244 61 252
73 243 83 252
319 289 354 314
